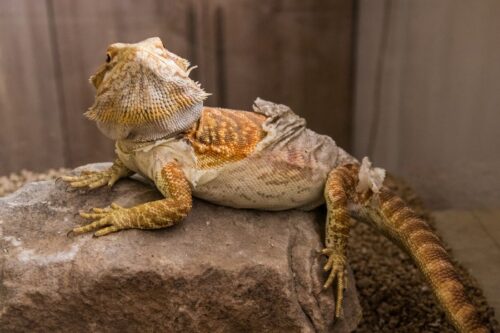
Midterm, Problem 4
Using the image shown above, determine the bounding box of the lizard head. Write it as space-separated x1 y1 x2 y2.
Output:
85 37 209 141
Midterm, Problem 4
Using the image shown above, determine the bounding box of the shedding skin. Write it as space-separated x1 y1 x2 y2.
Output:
61 37 489 333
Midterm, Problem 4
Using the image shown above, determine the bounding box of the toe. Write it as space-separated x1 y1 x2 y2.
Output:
324 257 333 271
88 177 109 189
321 248 333 255
61 175 80 182
335 271 345 317
79 211 108 219
110 203 123 210
91 207 109 213
93 225 121 237
323 268 337 289
72 218 112 235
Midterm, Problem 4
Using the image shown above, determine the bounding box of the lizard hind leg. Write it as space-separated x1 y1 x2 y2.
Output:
322 164 359 318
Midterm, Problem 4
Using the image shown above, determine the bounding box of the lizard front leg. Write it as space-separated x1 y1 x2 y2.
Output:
322 164 358 318
69 162 192 237
61 158 133 189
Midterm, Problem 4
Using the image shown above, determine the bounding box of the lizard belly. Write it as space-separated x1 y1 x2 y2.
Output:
116 142 319 210
117 136 337 211
191 152 327 211
192 131 342 211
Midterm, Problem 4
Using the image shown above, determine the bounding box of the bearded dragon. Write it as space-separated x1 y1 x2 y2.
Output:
62 37 488 333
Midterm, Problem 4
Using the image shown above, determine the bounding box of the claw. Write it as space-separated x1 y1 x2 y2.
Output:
108 174 120 187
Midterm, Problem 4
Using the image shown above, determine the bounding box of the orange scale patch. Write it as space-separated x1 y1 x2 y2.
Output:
185 107 267 169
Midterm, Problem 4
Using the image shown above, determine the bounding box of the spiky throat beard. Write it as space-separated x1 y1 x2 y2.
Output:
85 38 209 142
94 102 204 142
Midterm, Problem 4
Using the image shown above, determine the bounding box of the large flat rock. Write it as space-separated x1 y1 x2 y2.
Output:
0 164 361 332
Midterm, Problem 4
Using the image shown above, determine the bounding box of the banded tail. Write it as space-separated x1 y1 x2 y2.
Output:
353 186 488 333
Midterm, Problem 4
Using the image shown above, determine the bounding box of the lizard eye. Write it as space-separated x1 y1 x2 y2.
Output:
106 53 111 63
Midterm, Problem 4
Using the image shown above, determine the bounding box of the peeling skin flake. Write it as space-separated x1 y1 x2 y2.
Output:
356 157 386 194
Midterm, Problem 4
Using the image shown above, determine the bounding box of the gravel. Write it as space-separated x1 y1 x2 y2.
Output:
0 168 68 197
1 169 498 332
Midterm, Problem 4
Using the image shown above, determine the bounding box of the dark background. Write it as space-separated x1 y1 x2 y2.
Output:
1 0 499 209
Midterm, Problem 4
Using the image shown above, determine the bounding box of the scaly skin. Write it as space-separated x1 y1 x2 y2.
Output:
322 165 357 318
61 159 132 189
71 162 192 237
186 107 267 169
352 188 488 333
62 37 488 333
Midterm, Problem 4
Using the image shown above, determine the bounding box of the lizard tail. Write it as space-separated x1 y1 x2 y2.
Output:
355 187 488 333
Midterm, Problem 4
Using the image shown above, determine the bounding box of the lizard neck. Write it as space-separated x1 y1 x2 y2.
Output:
115 102 203 152
124 102 203 142
101 102 203 145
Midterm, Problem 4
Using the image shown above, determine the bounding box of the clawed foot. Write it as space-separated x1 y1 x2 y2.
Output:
321 247 347 318
61 169 123 189
61 161 131 190
68 203 131 237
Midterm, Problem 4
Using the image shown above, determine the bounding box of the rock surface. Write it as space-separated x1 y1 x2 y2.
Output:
0 163 361 333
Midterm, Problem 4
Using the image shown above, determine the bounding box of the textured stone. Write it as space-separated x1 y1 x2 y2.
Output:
0 163 361 333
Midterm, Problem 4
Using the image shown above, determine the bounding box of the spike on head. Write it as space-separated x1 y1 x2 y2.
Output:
86 37 210 141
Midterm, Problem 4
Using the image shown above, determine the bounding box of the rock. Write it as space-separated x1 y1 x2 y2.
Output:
0 163 361 333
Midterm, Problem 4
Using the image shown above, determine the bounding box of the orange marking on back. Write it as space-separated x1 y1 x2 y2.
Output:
185 107 267 169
